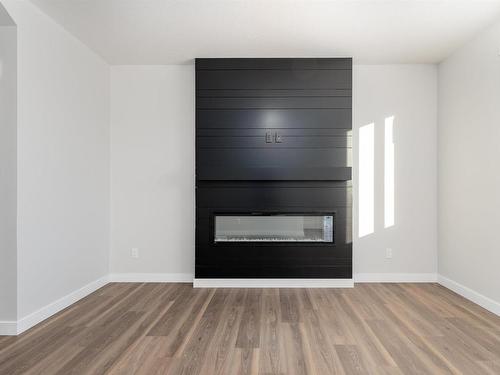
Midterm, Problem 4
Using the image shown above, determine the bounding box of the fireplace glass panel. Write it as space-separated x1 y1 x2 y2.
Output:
214 214 333 243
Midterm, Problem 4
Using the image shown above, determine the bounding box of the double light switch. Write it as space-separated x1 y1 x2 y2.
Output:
265 131 283 143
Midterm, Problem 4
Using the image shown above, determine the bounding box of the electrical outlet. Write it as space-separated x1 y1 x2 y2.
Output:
131 248 139 258
386 248 393 259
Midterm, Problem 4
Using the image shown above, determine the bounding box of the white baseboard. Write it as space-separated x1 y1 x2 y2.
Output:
354 273 438 283
6 272 496 336
0 321 18 336
109 273 193 283
193 278 354 288
438 275 500 316
13 275 109 336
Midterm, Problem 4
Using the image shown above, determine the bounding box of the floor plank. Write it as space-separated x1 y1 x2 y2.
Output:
236 289 262 349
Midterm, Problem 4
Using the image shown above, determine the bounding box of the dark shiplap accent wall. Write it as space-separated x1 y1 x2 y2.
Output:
195 58 352 279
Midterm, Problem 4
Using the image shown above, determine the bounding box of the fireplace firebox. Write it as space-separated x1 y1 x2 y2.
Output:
195 58 352 279
214 213 334 243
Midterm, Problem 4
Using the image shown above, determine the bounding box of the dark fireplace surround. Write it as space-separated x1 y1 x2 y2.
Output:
195 58 352 279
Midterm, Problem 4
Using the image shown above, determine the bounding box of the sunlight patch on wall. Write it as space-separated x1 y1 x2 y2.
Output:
384 116 395 228
358 123 374 237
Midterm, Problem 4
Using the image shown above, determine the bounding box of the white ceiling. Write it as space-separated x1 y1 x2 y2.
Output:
29 0 500 65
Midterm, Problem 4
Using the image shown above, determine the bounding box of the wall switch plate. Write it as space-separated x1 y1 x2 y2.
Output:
131 248 139 258
265 131 273 143
385 248 393 259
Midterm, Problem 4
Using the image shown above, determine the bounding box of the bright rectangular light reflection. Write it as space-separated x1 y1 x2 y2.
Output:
384 116 395 228
359 123 374 237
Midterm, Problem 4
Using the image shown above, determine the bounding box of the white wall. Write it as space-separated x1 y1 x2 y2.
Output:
353 65 438 279
0 22 17 321
110 66 194 277
2 0 110 319
110 64 437 279
438 20 500 305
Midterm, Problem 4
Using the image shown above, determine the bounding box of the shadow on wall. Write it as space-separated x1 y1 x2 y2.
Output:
358 116 395 239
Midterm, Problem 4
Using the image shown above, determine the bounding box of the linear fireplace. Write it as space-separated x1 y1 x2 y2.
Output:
195 58 352 280
214 213 334 243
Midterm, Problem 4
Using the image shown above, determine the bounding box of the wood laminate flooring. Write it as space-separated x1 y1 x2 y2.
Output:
1 283 500 374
